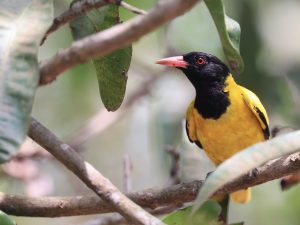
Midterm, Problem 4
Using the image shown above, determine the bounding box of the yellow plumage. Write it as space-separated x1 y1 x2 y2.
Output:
186 74 269 203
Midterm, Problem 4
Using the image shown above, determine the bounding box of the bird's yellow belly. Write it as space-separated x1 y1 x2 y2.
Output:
192 98 265 165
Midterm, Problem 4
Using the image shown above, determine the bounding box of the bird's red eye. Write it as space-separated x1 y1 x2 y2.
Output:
197 57 206 65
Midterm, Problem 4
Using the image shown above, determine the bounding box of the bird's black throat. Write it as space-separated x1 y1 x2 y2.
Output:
193 79 230 120
179 52 231 119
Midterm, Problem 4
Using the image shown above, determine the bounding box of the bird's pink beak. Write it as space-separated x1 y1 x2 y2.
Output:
155 56 188 68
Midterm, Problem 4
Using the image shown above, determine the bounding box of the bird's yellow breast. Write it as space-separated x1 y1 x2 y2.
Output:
188 76 266 165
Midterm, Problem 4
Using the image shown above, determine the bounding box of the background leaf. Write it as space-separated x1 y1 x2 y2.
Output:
237 0 294 123
191 130 300 214
204 0 244 74
0 210 16 225
0 0 53 163
163 201 222 225
70 4 132 111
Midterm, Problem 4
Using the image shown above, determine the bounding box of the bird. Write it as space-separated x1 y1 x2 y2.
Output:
156 52 270 203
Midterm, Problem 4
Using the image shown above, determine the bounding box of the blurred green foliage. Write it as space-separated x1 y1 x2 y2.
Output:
205 0 244 74
163 201 222 225
0 211 16 225
0 0 53 163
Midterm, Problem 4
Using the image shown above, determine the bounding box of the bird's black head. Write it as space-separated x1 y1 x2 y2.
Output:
156 52 231 119
156 52 230 87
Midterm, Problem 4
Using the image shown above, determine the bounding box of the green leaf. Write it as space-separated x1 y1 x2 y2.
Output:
191 130 300 214
0 210 16 225
163 201 222 225
70 4 132 111
230 223 244 225
204 0 244 74
0 0 53 163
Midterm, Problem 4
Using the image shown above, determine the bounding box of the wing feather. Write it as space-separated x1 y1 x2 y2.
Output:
186 102 203 148
240 86 270 140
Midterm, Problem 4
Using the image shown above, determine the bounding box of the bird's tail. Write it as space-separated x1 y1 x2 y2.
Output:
230 188 251 203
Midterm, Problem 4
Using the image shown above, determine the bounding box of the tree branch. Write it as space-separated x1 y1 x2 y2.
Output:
1 151 299 217
39 0 199 85
119 1 147 15
41 0 146 45
41 0 111 44
28 118 163 225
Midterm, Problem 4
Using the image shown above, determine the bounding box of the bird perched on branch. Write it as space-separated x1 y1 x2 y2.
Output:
156 52 270 203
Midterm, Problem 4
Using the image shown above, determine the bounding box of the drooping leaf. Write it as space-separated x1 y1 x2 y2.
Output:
163 201 222 225
0 210 16 225
191 130 300 214
70 3 132 111
230 223 244 225
204 0 244 74
0 0 53 163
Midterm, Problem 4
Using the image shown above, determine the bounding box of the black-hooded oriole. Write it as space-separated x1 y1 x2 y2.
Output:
156 52 270 203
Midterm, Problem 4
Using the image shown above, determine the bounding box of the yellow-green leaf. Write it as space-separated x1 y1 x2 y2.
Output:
204 0 243 74
70 4 132 111
163 201 222 225
0 0 53 163
0 210 16 225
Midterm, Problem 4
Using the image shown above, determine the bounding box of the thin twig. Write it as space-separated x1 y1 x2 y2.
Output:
165 146 181 186
67 74 158 148
41 0 146 45
123 154 132 193
39 0 199 85
41 0 110 44
148 204 183 216
119 1 147 15
10 72 159 162
28 118 164 225
68 108 124 149
1 150 299 217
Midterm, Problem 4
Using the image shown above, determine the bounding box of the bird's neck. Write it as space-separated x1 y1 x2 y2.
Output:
194 74 235 119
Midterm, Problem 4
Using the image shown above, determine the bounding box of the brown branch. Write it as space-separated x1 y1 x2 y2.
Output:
39 0 199 85
217 152 300 195
41 0 111 45
41 0 146 45
28 118 163 225
1 151 299 217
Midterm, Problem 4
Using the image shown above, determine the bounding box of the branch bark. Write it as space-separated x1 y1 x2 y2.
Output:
1 151 299 217
28 118 163 225
41 0 147 45
41 0 110 44
39 0 199 85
